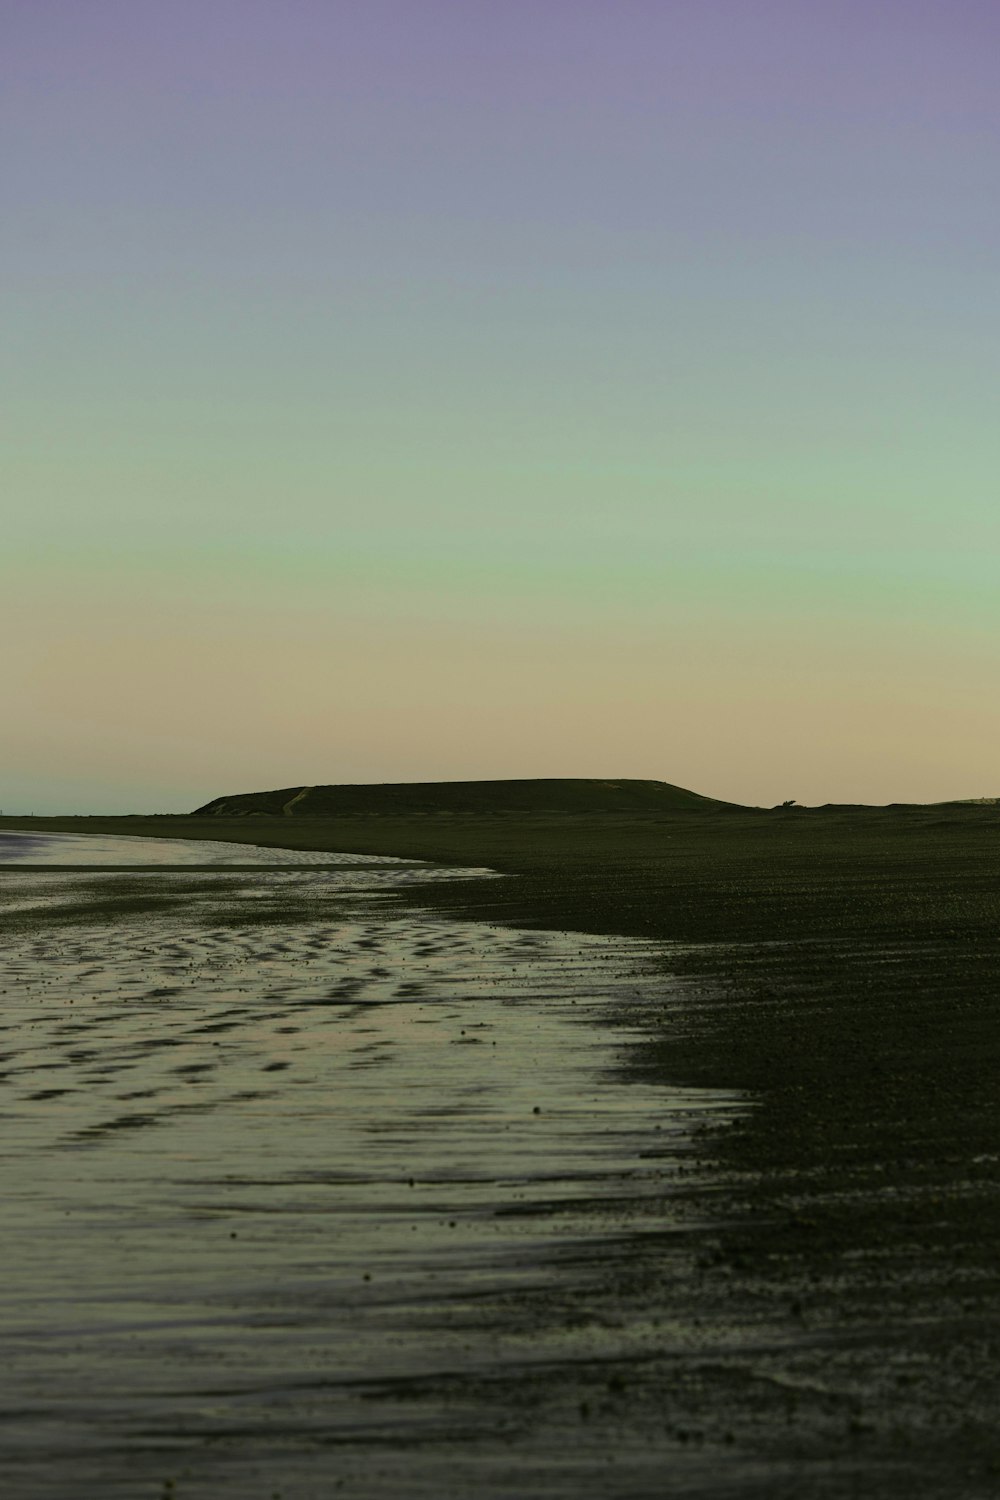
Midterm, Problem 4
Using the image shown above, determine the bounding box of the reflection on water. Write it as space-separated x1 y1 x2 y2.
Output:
0 829 427 866
0 836 740 1498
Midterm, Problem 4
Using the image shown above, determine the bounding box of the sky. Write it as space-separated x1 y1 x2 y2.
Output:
3 0 999 812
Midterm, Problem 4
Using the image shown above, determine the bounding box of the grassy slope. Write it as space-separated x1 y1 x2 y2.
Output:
4 802 1000 1487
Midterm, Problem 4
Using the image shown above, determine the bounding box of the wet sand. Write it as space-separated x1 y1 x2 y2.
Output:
0 836 740 1498
5 808 1000 1495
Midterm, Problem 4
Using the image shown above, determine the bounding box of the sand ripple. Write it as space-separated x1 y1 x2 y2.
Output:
0 850 739 1498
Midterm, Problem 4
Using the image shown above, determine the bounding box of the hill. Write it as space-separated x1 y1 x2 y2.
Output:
192 777 734 818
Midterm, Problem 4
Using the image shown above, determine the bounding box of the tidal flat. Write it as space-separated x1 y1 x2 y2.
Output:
0 833 740 1499
3 808 1000 1498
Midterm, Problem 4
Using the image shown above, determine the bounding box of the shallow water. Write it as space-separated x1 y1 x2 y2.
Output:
0 829 430 867
0 836 740 1498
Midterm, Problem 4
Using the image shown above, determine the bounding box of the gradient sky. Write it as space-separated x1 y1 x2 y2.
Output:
4 0 999 811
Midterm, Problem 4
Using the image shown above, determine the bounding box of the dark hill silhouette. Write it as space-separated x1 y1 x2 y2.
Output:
193 777 736 818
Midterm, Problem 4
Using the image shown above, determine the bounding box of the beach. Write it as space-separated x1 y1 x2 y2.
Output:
0 833 740 1498
4 810 1000 1496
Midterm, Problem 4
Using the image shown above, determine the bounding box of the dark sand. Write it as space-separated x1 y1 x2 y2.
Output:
3 807 1000 1497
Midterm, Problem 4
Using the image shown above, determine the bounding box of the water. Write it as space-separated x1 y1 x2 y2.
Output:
0 829 440 867
0 834 740 1498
